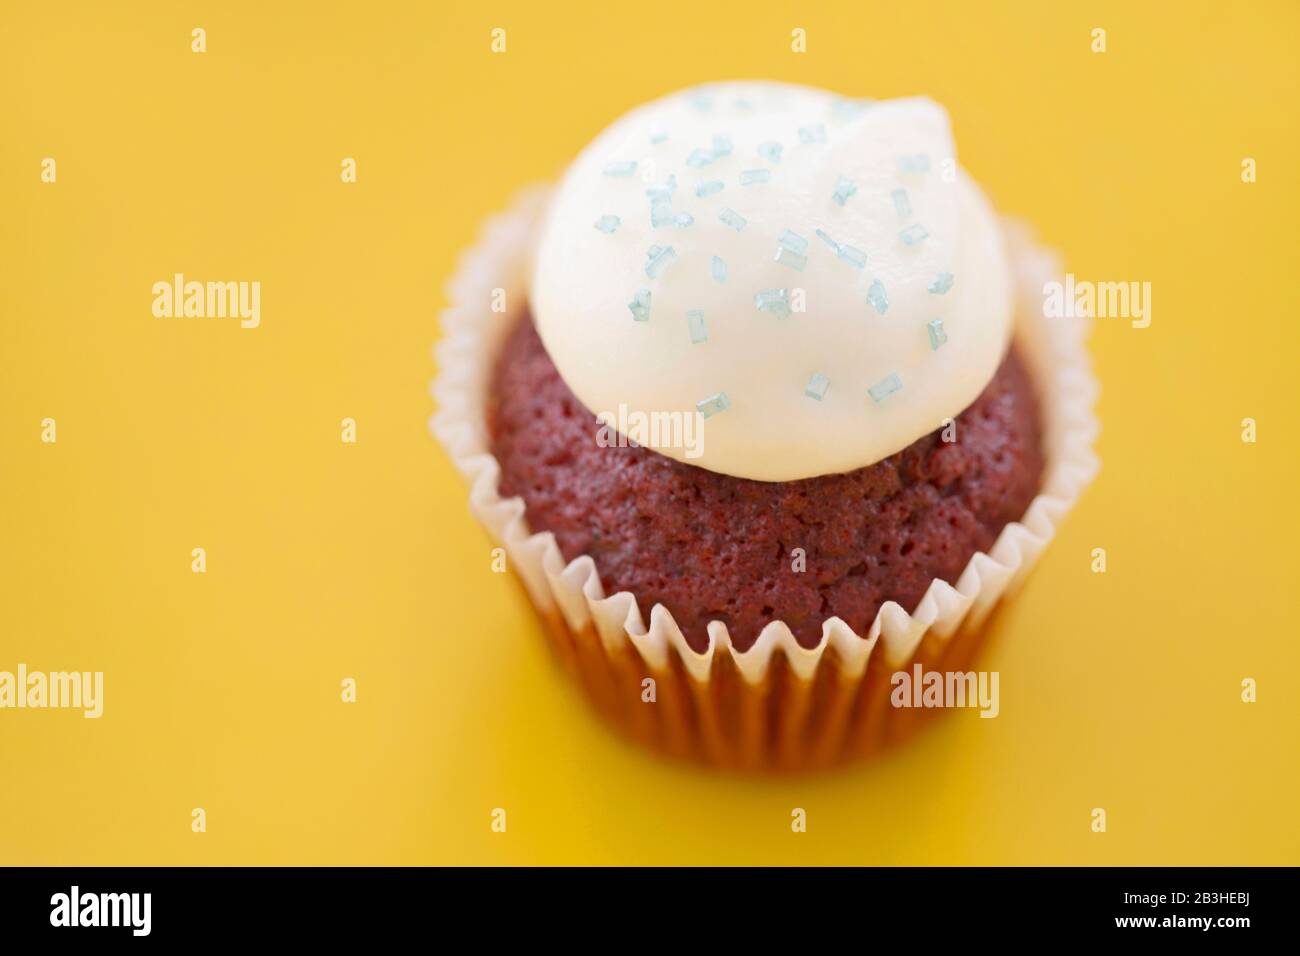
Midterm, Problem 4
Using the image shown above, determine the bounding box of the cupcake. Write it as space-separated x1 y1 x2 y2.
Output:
433 82 1098 771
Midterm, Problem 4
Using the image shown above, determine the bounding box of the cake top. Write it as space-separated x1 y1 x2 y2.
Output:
529 81 1013 482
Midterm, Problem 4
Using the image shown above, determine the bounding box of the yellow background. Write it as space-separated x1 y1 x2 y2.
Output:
2 1 1297 865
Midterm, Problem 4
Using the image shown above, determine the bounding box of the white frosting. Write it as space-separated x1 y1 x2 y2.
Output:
530 81 1013 482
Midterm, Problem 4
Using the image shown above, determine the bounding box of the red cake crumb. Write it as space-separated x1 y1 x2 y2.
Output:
487 316 1045 653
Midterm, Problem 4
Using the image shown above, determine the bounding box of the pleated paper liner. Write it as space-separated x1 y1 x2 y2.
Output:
432 188 1099 772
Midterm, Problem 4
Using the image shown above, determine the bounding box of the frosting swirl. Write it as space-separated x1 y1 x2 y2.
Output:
530 81 1013 481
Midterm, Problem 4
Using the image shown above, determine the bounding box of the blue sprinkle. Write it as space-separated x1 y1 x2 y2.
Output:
899 224 929 246
832 175 858 207
815 228 839 250
646 245 663 259
687 309 708 344
927 318 948 350
739 169 771 186
928 272 955 294
774 247 807 271
868 372 903 403
837 243 866 270
718 207 747 231
649 127 668 144
712 134 733 157
734 98 753 111
891 187 912 218
697 392 731 418
777 229 809 253
832 98 871 119
645 245 678 279
674 212 694 228
603 160 638 177
867 279 889 314
689 89 714 111
645 175 677 200
651 198 675 227
710 255 728 283
757 141 783 164
798 123 827 144
805 372 831 401
755 289 791 318
696 180 724 198
628 289 651 322
593 215 620 234
686 148 716 168
897 154 931 173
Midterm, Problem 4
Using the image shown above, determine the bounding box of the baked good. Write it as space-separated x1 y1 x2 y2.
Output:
434 81 1098 769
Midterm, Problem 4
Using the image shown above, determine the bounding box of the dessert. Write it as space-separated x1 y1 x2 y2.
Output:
433 82 1098 770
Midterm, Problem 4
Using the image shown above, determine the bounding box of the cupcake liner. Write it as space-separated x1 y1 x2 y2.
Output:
432 188 1100 771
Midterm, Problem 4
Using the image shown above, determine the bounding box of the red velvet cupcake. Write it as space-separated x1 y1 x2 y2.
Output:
434 82 1098 770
